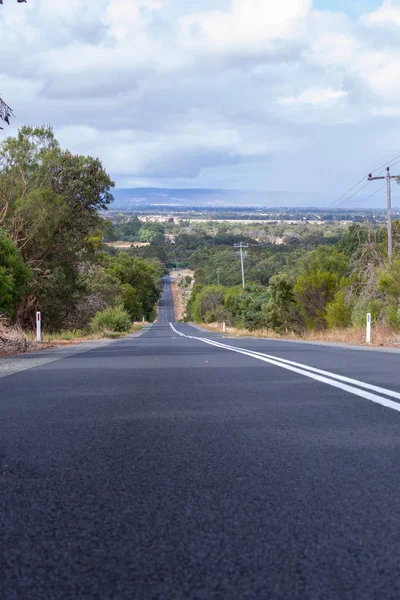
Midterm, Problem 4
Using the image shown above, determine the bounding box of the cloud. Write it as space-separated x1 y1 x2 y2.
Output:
279 88 347 106
180 0 312 49
363 0 400 27
1 0 400 201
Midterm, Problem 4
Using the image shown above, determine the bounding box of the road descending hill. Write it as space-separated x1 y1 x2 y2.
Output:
2 278 400 598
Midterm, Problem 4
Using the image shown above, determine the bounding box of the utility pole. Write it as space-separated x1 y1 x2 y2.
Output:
234 243 249 289
368 166 399 264
216 268 222 286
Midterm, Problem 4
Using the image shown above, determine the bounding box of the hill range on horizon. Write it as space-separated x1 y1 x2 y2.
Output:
112 188 324 209
111 187 400 211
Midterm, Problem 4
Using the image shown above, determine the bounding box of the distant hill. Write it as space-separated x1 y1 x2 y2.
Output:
111 188 323 209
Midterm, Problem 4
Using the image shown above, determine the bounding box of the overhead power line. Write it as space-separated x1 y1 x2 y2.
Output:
334 181 371 209
367 166 400 264
351 184 387 210
329 178 370 209
329 155 400 209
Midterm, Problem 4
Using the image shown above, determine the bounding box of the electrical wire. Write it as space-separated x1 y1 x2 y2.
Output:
329 177 370 208
328 155 400 209
351 184 387 210
335 181 371 209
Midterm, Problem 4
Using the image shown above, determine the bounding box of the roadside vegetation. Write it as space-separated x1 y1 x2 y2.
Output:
182 223 400 346
0 126 164 352
102 208 400 345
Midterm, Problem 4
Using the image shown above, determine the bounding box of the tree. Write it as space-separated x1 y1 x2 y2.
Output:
265 273 302 333
0 228 30 317
293 246 348 330
187 285 225 323
224 284 269 330
105 253 161 320
0 126 115 326
325 291 352 329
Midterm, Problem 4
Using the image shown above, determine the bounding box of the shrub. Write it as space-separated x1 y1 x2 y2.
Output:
325 291 352 329
0 228 31 317
351 298 383 328
121 284 141 320
90 306 131 333
190 285 225 322
214 306 233 325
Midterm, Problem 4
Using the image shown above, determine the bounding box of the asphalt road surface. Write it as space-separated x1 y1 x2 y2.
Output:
2 278 400 599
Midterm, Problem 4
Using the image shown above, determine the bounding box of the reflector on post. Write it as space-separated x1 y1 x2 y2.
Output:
366 313 371 344
36 311 41 343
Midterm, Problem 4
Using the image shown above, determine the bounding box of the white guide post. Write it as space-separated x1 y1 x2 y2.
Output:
223 322 226 334
36 311 41 343
366 313 372 344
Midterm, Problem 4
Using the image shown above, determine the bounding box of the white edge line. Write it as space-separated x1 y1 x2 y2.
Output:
169 323 400 414
199 337 400 402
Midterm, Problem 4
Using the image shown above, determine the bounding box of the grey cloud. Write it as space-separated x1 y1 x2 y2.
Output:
41 71 140 100
356 20 400 48
3 0 400 197
140 146 266 179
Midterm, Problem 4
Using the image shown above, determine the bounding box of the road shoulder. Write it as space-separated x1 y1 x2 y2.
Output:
0 328 150 381
189 323 400 355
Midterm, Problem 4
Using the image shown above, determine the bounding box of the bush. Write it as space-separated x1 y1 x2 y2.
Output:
0 228 31 317
351 298 383 328
90 306 131 333
121 284 141 320
325 291 352 329
214 306 233 325
190 285 225 322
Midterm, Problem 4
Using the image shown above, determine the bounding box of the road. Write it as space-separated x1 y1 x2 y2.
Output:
2 278 400 599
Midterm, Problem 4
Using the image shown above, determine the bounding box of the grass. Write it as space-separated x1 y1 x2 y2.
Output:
34 323 146 345
197 323 400 349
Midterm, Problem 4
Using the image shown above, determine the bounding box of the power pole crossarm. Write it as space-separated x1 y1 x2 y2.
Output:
368 167 398 264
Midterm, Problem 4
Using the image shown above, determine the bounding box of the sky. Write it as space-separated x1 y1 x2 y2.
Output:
1 0 400 206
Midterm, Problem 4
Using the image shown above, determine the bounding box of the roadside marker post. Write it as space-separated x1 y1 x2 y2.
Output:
36 312 41 343
366 313 372 344
223 322 226 334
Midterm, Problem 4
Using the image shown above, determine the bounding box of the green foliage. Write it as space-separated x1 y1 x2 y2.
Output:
43 330 86 342
0 127 161 332
138 225 164 244
375 260 400 327
0 228 31 317
108 216 142 241
224 285 270 330
378 260 400 298
90 306 131 333
325 291 352 329
0 126 115 327
293 247 349 329
188 283 270 330
121 284 141 320
181 218 400 334
265 273 302 333
7 134 400 338
351 298 384 328
104 253 161 321
188 285 225 323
